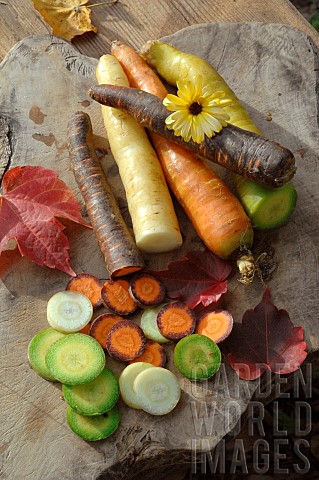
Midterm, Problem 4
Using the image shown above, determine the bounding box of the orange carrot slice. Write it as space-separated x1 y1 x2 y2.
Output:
129 339 166 367
195 310 233 344
79 322 92 335
129 272 165 307
66 273 103 309
101 279 138 315
157 302 196 340
106 320 146 361
89 313 124 349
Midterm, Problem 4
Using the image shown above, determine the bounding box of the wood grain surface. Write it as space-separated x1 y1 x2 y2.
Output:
0 0 318 62
0 22 318 480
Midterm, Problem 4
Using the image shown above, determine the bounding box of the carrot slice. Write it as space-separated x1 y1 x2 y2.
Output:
129 339 166 367
195 310 233 344
157 302 196 340
79 322 91 335
106 320 146 361
89 313 123 349
66 273 103 308
101 279 138 315
129 272 165 307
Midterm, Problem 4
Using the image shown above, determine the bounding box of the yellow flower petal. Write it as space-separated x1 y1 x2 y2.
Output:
163 77 232 143
176 80 192 103
201 112 223 133
180 118 192 141
189 115 204 143
200 114 218 137
163 94 188 111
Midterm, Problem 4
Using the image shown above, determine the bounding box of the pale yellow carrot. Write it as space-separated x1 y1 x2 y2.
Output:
96 55 182 254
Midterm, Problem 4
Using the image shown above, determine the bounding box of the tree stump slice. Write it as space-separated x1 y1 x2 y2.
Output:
0 23 318 480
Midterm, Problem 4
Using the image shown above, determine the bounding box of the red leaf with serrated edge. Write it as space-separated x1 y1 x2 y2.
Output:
151 249 232 308
226 288 307 380
0 166 91 276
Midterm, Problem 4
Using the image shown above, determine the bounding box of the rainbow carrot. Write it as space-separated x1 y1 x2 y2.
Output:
108 41 254 260
67 111 145 277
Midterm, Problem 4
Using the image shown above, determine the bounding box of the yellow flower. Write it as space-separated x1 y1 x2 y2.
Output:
163 76 232 144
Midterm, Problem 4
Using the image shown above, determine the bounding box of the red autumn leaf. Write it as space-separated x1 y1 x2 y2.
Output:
0 166 91 276
226 288 307 380
151 249 232 309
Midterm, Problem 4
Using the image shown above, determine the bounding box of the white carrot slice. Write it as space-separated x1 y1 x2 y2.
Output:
133 367 180 415
96 55 182 253
119 362 155 409
47 291 93 333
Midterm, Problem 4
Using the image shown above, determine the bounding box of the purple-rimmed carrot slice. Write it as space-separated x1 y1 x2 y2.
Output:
129 272 165 307
106 320 146 361
157 301 196 340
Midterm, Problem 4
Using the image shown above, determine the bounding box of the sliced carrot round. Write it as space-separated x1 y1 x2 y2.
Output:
129 272 165 307
101 279 138 315
106 320 146 362
89 313 124 349
79 322 91 335
157 302 196 340
195 310 233 344
129 339 166 367
66 273 103 308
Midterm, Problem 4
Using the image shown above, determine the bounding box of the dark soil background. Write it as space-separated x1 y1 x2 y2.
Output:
166 3 319 479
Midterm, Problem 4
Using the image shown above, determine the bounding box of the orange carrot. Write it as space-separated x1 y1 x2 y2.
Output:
157 302 196 340
66 273 103 308
89 313 123 348
129 339 166 367
106 319 146 361
129 272 165 307
195 310 233 344
67 111 145 278
101 278 138 315
106 42 254 259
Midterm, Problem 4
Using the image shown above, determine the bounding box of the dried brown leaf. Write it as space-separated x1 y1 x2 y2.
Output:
33 0 98 41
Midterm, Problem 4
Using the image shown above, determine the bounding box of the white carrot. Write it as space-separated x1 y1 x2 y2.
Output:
96 55 182 254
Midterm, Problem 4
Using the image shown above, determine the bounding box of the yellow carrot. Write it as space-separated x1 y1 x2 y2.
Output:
96 55 182 254
140 40 261 134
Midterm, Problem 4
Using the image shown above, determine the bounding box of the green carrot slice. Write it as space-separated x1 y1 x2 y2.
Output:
45 333 105 385
233 176 297 230
66 405 120 441
28 327 67 381
174 334 221 380
62 368 119 416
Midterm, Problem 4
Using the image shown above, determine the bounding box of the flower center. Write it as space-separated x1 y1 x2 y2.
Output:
189 102 202 116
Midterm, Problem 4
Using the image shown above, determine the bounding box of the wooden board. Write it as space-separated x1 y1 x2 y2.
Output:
1 0 319 61
0 23 318 479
